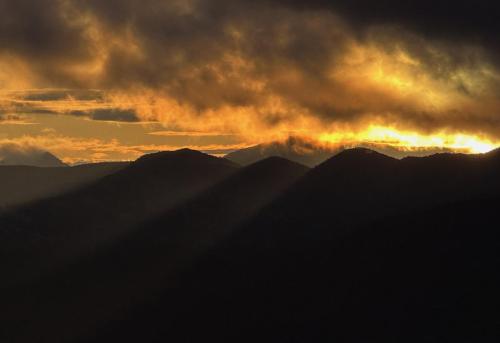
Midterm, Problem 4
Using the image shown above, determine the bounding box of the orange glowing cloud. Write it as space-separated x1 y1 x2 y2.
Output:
0 134 250 164
1 0 499 161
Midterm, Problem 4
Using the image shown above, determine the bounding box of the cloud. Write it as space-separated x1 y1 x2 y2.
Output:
0 112 36 125
148 130 235 137
264 1 500 55
70 108 141 122
0 134 249 164
1 90 142 122
18 89 104 102
0 142 65 167
0 0 499 147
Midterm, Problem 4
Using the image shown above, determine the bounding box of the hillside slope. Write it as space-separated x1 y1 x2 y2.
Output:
0 149 238 287
85 148 500 343
0 162 128 209
0 157 309 343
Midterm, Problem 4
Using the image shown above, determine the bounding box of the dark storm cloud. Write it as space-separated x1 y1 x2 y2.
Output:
0 0 98 85
0 0 499 137
267 0 500 96
266 0 500 43
1 0 498 85
78 0 353 108
0 0 86 57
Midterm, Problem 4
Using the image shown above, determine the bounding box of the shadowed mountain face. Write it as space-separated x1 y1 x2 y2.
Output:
0 157 309 343
0 148 66 167
2 148 500 343
0 162 128 209
141 191 500 343
77 148 500 343
0 149 238 287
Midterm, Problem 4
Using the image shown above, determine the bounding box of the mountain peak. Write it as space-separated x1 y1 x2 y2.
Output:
112 149 239 183
134 149 237 168
136 148 202 162
307 148 397 180
225 137 340 167
0 148 66 167
245 156 310 174
337 147 382 156
323 147 395 165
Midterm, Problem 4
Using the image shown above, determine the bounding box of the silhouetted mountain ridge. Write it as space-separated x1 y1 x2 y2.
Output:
312 147 398 174
0 149 66 167
96 148 500 342
225 136 340 167
0 162 128 209
2 148 500 343
225 136 472 167
0 149 238 287
0 156 309 343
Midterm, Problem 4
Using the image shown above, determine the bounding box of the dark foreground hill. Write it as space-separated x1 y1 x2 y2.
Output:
0 149 238 287
0 162 128 209
2 148 500 343
113 191 499 343
86 148 500 343
0 157 309 343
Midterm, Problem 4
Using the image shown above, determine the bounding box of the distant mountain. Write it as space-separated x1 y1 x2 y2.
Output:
225 136 340 167
225 136 460 167
81 148 500 343
0 146 66 167
0 162 128 209
0 149 238 287
0 157 309 343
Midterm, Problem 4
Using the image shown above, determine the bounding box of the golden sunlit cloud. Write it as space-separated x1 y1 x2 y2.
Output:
0 134 250 164
0 0 499 162
149 131 236 137
319 126 497 154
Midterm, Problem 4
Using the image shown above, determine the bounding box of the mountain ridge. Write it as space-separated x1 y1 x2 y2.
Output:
2 148 500 343
0 149 67 167
0 156 309 343
0 162 128 210
0 149 239 287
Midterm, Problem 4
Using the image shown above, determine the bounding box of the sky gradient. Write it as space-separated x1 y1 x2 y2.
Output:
1 0 499 163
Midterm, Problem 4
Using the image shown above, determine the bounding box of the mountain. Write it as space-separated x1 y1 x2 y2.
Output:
225 136 340 167
0 162 128 209
0 149 239 287
3 148 500 343
225 136 462 167
0 147 66 167
0 157 309 343
151 190 500 343
82 148 500 343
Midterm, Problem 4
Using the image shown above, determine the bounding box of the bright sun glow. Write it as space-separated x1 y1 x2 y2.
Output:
318 126 497 154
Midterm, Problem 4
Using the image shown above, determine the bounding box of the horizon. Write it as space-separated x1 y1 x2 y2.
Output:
3 140 498 167
1 1 500 163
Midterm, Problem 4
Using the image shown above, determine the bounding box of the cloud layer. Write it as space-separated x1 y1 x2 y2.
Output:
0 0 499 149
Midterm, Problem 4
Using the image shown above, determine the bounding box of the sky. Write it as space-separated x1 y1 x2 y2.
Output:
1 0 500 163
